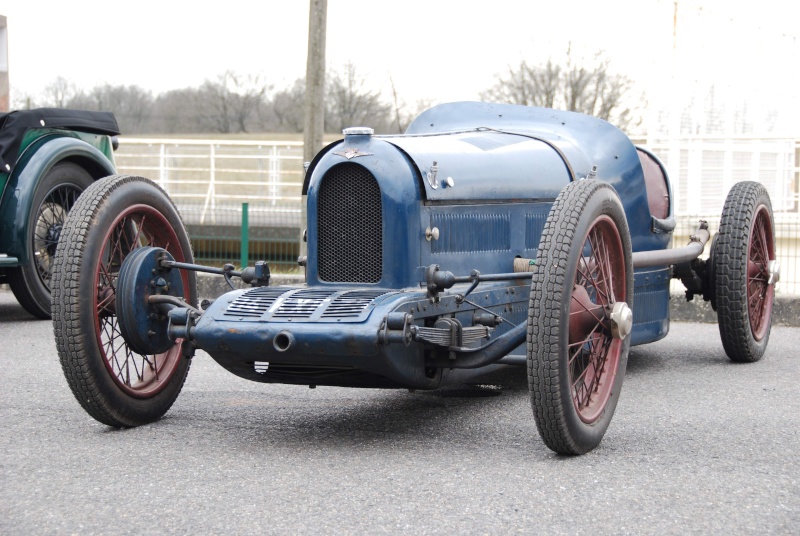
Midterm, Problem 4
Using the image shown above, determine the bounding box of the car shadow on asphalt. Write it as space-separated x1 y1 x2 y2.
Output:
155 364 538 450
0 292 42 322
625 346 669 375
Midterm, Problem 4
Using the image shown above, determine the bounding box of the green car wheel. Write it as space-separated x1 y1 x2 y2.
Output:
7 161 93 319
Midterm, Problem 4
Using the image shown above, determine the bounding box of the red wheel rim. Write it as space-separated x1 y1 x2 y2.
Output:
568 215 626 424
92 204 191 398
747 205 774 341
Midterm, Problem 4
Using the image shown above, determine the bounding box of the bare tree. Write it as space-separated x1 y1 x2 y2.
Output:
41 77 83 109
482 59 562 109
35 78 155 133
29 65 409 136
150 88 205 133
195 71 270 133
325 63 392 134
69 84 154 133
265 78 306 132
11 89 36 110
388 75 404 134
386 75 435 133
480 48 637 130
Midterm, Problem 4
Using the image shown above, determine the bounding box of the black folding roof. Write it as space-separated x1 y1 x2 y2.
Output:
0 108 119 172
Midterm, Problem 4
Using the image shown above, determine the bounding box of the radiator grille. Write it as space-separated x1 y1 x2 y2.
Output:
317 163 382 283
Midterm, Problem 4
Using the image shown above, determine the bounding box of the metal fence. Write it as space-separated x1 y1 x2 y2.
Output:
114 136 800 294
114 138 304 273
632 136 800 295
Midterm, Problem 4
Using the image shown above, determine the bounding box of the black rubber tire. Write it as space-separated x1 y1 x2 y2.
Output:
528 180 633 455
51 175 197 427
706 233 719 311
714 181 776 363
8 162 93 319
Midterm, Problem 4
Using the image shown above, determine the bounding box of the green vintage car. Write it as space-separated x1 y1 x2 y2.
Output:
0 108 119 318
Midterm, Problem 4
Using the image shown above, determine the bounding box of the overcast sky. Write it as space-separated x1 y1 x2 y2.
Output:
2 0 798 133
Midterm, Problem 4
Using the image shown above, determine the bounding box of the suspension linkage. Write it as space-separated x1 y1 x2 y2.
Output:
159 258 271 289
425 263 532 302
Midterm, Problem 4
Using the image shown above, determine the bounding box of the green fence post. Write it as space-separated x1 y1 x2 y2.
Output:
241 202 249 269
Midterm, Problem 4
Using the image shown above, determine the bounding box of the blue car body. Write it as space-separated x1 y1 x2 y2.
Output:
193 102 674 389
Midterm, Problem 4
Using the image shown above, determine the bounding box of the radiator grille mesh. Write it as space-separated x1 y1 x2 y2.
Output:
317 163 382 283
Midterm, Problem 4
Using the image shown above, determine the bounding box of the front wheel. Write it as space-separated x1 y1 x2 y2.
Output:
51 175 197 427
713 181 777 363
528 180 634 455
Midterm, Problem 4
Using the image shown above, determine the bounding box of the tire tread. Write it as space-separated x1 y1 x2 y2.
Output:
527 179 632 455
52 175 193 427
714 181 774 363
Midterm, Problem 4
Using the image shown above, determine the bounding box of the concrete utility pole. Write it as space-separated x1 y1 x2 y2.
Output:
300 0 327 263
303 0 327 164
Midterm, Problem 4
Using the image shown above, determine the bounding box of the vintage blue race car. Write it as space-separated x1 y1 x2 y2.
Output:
51 102 779 454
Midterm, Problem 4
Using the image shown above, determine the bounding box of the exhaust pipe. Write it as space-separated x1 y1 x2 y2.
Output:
632 221 710 269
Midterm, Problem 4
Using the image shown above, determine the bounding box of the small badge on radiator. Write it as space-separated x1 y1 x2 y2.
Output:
333 148 374 159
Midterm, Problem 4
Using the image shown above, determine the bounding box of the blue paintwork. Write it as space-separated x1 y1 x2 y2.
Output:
116 247 186 355
421 201 552 277
385 131 570 202
196 280 528 388
0 134 116 264
407 102 670 253
304 133 564 287
630 267 672 345
305 136 424 289
191 102 677 388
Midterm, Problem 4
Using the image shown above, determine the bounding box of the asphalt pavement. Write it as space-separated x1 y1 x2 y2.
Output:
1 287 798 535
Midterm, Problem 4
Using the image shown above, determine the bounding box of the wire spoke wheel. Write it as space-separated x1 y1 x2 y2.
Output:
32 186 83 290
92 206 190 397
8 162 93 319
714 181 776 363
746 206 773 341
528 180 633 455
568 216 625 424
52 175 196 427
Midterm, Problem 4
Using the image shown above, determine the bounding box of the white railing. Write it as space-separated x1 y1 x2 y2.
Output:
631 136 799 216
631 136 799 295
114 136 799 293
115 138 305 227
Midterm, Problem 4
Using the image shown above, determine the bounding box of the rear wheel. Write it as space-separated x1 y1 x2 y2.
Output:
51 175 196 427
714 181 777 363
8 162 93 319
528 180 633 455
